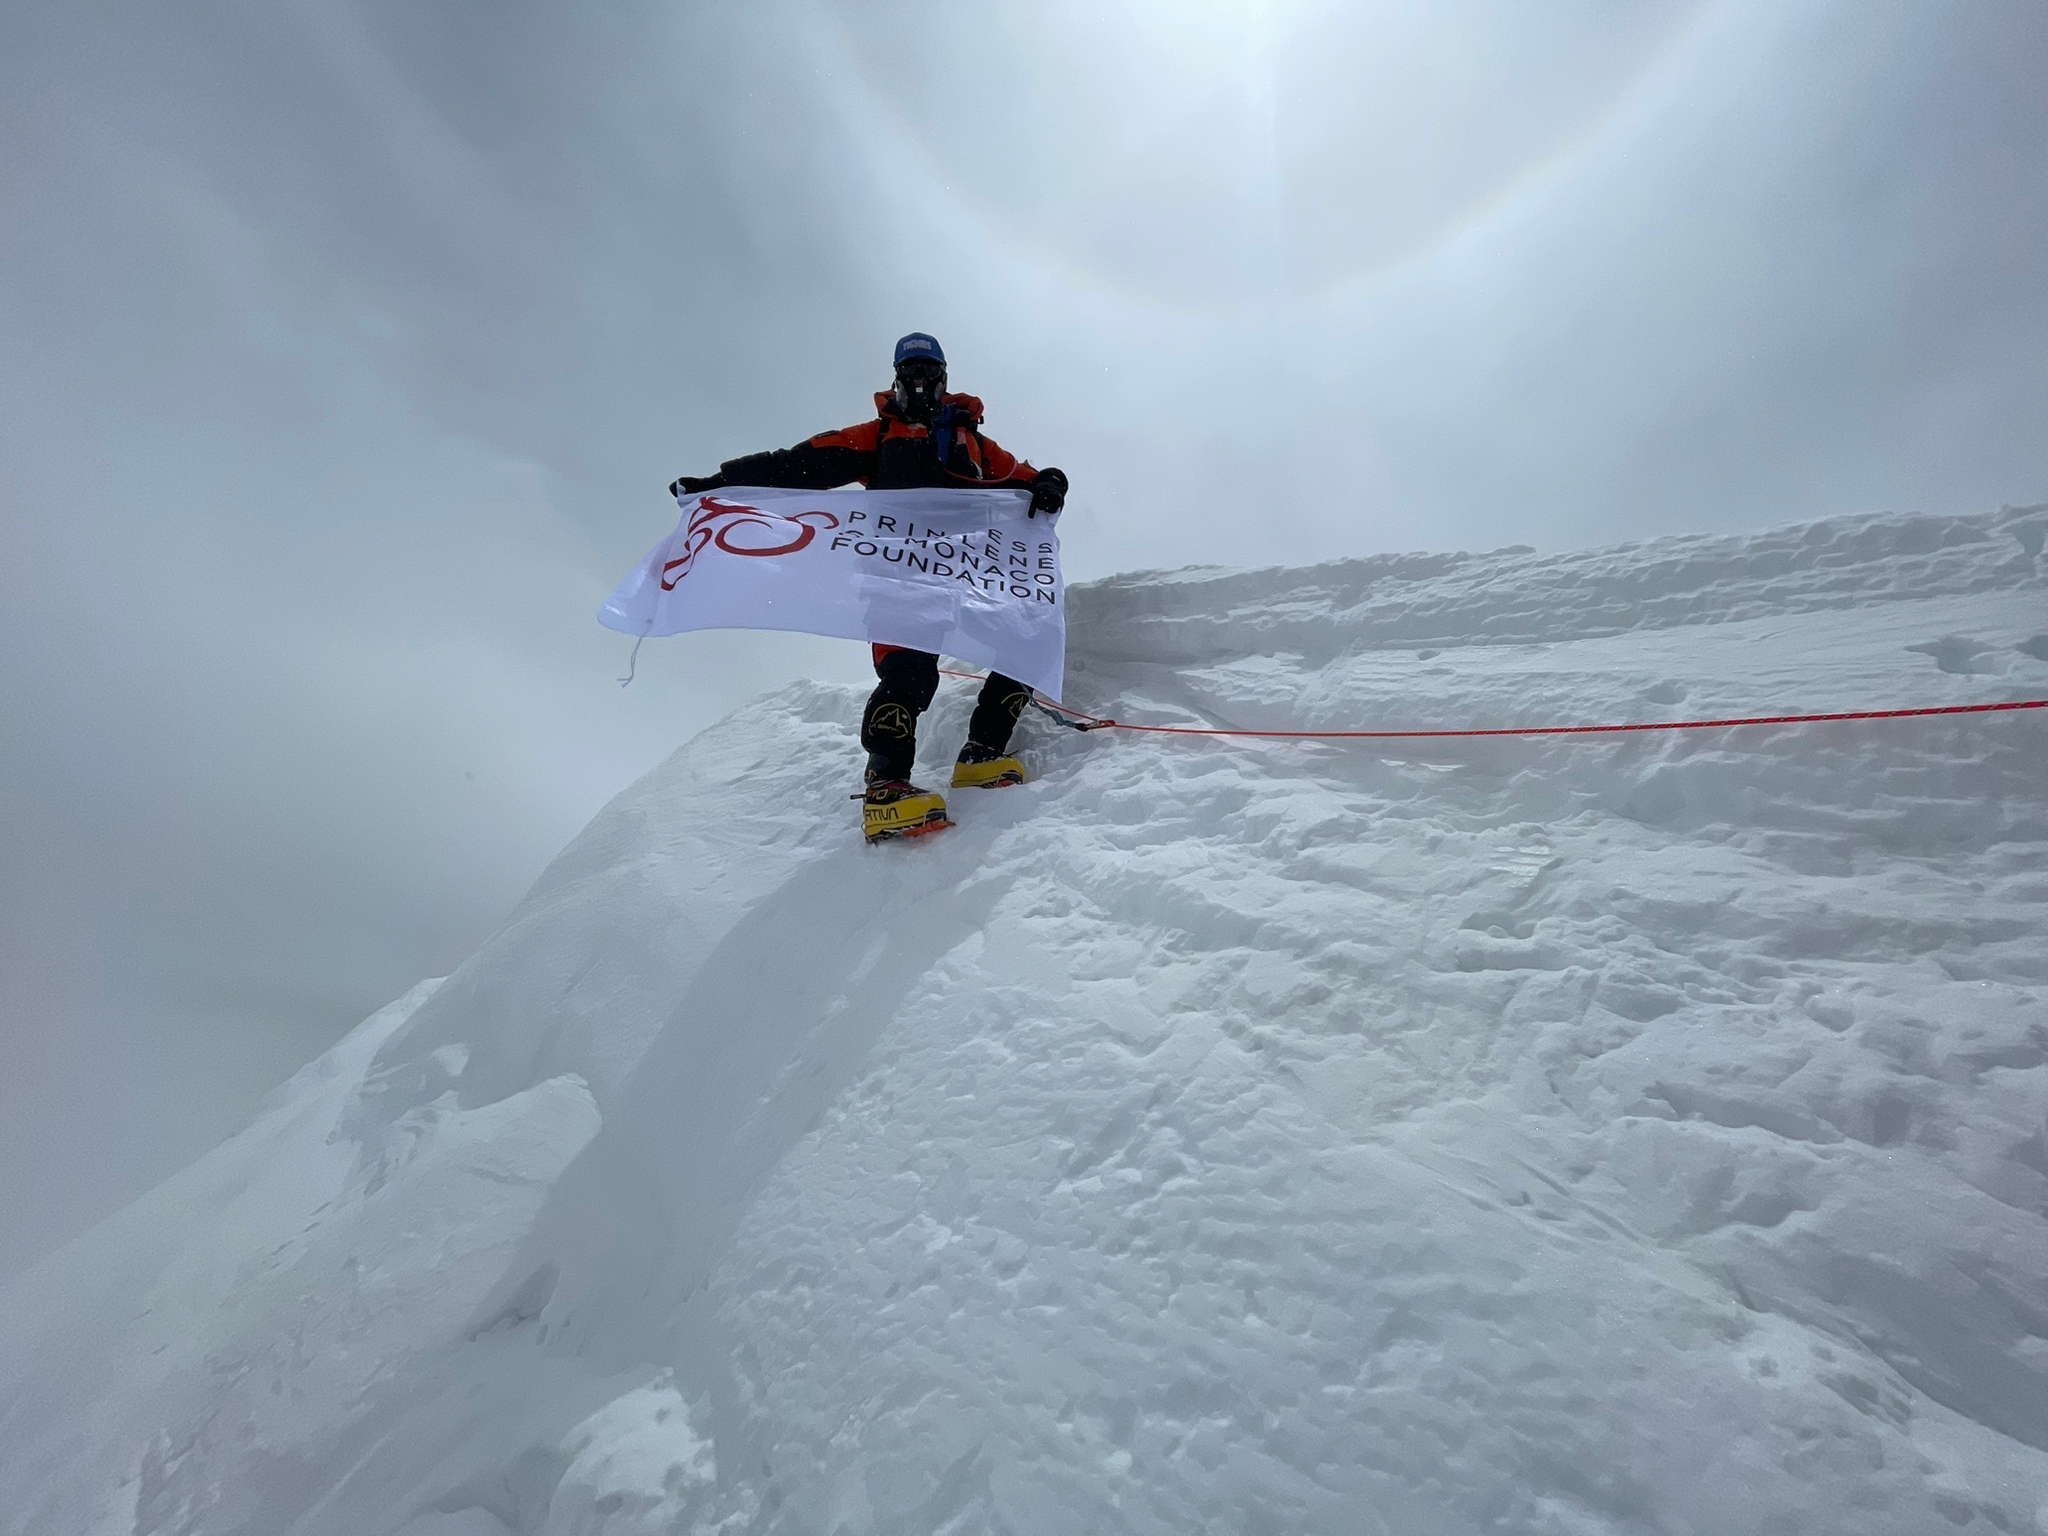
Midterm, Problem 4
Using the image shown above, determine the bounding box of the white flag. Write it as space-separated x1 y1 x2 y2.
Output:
599 486 1067 699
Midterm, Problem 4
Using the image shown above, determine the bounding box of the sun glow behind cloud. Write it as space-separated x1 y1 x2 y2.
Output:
820 0 1715 314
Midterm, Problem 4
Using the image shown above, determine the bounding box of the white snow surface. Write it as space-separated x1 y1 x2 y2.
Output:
4 506 2046 1536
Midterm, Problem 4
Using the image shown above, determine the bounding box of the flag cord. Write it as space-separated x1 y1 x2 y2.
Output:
618 626 650 689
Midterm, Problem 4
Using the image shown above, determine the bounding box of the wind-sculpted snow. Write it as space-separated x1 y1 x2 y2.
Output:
2 506 2043 1535
1075 503 2047 668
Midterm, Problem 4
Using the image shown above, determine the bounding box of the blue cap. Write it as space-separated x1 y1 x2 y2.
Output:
893 332 945 368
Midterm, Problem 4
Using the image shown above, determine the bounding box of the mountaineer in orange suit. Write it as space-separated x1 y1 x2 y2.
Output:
669 333 1069 843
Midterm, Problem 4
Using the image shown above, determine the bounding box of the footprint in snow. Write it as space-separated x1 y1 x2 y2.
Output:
1905 636 2003 676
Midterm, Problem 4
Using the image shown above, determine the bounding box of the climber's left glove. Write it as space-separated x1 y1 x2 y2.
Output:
1028 468 1068 519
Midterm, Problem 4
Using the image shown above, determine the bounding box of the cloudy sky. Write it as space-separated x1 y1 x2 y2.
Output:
2 0 2042 1276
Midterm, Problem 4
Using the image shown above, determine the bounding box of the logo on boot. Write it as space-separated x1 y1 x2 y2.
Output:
868 703 916 740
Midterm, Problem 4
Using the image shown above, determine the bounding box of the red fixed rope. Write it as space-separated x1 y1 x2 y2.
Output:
935 669 2048 741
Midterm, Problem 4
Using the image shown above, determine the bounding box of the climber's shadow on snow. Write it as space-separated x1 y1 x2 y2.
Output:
506 822 1015 1361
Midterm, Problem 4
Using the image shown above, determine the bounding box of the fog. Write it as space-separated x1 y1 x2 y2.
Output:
2 0 2041 1277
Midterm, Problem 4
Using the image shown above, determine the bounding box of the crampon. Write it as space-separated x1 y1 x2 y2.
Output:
861 780 953 844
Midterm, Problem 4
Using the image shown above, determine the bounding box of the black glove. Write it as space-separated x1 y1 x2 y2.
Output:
1028 467 1068 518
669 473 725 498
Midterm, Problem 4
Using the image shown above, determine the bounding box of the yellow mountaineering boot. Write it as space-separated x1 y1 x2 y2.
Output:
862 778 953 844
950 740 1025 789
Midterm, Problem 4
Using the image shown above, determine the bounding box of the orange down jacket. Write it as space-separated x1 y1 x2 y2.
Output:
718 392 1046 493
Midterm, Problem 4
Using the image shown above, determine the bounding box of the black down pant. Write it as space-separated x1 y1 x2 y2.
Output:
861 644 1030 781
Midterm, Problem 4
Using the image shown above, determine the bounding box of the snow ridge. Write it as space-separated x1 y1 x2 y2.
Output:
2 506 2043 1536
1078 503 2046 666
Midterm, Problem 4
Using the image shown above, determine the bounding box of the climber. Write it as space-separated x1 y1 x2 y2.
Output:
669 333 1068 843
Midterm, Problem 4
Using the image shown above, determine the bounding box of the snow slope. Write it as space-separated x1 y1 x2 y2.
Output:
3 506 2044 1536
